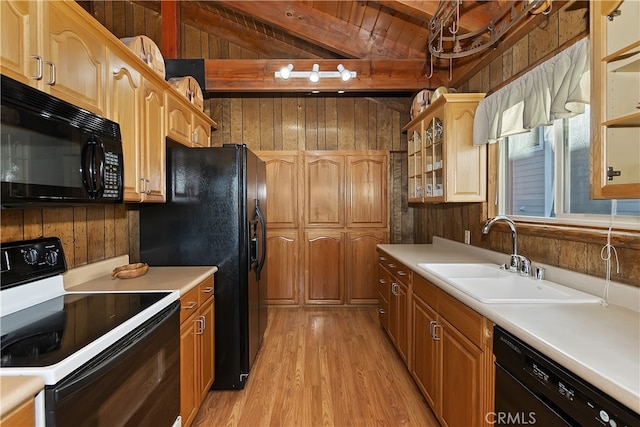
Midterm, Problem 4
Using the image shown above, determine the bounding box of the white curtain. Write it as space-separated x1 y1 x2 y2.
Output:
473 37 590 146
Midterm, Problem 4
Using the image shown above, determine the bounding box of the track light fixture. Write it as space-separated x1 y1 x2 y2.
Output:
279 64 293 80
309 64 320 83
274 63 357 82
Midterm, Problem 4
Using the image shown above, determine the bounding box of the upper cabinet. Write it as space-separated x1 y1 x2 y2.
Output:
590 0 640 199
404 93 486 203
1 0 217 204
1 1 106 116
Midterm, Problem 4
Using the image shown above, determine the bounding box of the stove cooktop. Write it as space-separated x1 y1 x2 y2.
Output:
1 291 171 367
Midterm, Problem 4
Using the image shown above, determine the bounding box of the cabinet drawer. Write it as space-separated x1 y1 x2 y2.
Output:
198 276 215 305
413 274 438 306
380 255 411 285
438 289 484 348
180 286 200 324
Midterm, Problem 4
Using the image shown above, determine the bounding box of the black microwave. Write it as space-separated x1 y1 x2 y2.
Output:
1 74 124 207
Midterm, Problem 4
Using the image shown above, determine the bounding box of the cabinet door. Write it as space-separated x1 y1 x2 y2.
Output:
346 231 387 304
258 152 299 228
1 398 34 427
193 115 211 147
377 263 390 331
439 317 485 427
141 79 166 202
396 280 409 364
198 297 215 400
167 92 193 147
0 0 36 86
44 1 106 116
590 0 640 199
304 231 344 304
109 54 142 202
180 315 198 427
304 155 344 227
346 155 388 228
266 230 299 304
411 296 440 412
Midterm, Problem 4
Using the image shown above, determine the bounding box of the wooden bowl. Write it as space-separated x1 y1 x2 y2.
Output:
111 263 149 279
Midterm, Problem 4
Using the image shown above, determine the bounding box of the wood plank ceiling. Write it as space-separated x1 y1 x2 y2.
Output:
136 0 571 111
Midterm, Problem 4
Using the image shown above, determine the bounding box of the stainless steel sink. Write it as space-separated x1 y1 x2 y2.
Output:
418 263 603 304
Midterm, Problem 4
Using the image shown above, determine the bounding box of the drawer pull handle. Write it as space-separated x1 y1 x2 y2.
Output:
378 308 386 314
202 287 214 293
397 271 407 276
182 301 197 309
378 279 387 284
387 263 396 268
432 323 441 341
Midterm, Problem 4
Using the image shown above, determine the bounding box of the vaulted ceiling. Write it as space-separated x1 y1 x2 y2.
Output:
134 1 578 112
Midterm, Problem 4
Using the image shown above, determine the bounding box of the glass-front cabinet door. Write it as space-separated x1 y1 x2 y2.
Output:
590 0 640 199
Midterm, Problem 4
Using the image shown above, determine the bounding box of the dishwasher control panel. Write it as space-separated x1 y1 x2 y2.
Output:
494 326 639 427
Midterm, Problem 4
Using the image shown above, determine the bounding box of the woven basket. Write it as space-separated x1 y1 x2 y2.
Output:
111 263 149 280
120 35 165 79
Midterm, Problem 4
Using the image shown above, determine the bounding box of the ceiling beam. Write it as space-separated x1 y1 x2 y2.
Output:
203 59 444 92
212 1 425 59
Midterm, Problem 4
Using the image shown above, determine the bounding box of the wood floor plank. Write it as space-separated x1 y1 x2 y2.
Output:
193 307 439 427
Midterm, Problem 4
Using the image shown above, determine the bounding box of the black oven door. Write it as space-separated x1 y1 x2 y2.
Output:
0 74 123 207
44 302 180 427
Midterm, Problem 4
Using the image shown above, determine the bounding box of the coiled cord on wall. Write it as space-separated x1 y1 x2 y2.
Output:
599 199 620 308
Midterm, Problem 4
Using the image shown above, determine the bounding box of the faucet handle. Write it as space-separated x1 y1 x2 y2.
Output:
508 255 519 273
517 255 532 276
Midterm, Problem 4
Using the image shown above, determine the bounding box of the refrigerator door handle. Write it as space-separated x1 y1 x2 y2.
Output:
254 199 267 281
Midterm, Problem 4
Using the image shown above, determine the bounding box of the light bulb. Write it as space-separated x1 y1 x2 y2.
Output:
279 64 293 80
309 64 320 83
337 64 351 82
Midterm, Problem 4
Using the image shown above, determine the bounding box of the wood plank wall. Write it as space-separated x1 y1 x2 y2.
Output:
0 205 134 269
414 5 640 287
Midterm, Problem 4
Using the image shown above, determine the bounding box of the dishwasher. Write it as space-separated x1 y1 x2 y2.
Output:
493 326 639 426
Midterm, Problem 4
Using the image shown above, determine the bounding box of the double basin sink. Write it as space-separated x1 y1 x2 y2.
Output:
418 263 603 304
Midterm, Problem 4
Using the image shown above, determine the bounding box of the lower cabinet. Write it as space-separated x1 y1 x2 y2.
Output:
1 398 34 427
411 273 494 427
180 276 215 427
378 252 411 364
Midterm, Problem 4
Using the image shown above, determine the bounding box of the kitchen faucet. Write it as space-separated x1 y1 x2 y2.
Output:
482 215 531 276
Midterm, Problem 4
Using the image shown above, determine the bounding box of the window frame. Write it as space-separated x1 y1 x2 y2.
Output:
495 114 640 231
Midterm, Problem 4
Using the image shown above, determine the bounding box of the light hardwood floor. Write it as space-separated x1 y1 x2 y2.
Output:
193 306 439 427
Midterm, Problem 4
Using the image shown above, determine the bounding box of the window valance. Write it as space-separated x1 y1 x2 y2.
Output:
473 37 590 145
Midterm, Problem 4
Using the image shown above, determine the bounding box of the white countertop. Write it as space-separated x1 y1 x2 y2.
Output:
378 237 640 414
63 255 218 295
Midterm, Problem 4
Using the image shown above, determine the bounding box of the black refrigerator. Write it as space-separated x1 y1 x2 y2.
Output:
139 141 267 390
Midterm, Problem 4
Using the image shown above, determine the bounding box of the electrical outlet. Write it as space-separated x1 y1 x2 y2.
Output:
464 230 471 245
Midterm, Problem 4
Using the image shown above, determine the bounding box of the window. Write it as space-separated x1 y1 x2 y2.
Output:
499 105 640 227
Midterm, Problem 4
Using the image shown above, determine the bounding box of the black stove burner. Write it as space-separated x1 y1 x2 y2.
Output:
1 292 170 367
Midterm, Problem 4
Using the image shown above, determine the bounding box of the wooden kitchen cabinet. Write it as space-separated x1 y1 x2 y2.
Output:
139 78 166 202
266 229 299 304
590 0 640 199
304 231 344 304
180 276 215 427
346 230 388 304
346 155 388 228
405 93 486 203
378 252 411 364
1 0 106 116
108 54 142 202
259 150 388 306
0 398 34 427
257 152 300 229
304 154 345 228
411 273 494 427
166 90 212 148
0 0 36 86
377 262 390 331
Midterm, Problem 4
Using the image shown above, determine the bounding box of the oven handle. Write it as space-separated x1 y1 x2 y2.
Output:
51 302 178 400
